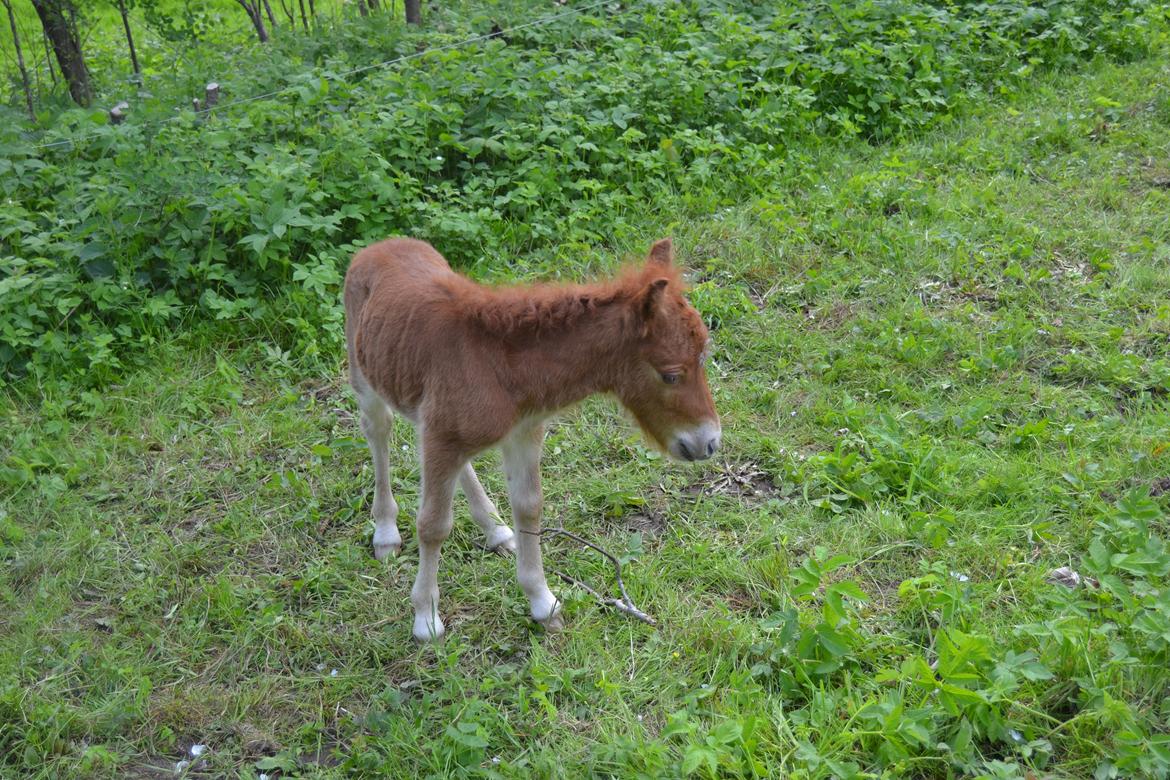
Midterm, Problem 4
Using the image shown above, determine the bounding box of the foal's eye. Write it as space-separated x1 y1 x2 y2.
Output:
661 372 680 385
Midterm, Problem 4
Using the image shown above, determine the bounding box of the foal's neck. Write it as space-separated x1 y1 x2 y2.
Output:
500 283 633 413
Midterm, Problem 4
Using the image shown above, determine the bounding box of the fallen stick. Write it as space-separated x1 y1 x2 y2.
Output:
521 527 657 626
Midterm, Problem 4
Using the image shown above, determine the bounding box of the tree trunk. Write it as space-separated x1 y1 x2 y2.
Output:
404 0 420 24
276 0 295 27
30 0 90 106
261 0 276 28
116 0 140 75
367 0 378 11
234 0 269 42
2 0 35 118
356 0 367 17
296 0 308 31
306 0 315 26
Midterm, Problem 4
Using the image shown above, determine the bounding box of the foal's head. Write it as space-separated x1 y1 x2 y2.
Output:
614 239 721 462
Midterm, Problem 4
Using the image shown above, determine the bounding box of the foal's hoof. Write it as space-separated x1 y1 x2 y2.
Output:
537 610 565 633
373 541 401 561
534 598 565 633
412 614 446 642
373 527 402 561
484 526 517 555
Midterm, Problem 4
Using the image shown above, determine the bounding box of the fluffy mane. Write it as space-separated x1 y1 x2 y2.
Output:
449 263 688 340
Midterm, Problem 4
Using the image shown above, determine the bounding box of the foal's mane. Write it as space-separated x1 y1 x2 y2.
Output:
450 263 686 339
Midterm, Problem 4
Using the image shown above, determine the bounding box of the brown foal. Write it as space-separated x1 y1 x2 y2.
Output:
344 237 721 640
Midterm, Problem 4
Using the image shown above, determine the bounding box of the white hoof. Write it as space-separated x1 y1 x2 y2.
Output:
537 608 565 633
484 525 516 555
373 541 401 561
373 526 402 561
413 612 446 642
531 593 563 632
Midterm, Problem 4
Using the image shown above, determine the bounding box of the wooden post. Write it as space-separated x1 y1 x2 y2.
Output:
108 100 129 124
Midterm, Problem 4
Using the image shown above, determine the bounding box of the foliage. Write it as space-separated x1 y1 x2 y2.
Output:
3 0 1169 386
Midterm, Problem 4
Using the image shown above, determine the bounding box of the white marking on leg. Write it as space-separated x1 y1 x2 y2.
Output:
501 421 562 631
410 439 461 642
357 386 401 560
460 463 515 553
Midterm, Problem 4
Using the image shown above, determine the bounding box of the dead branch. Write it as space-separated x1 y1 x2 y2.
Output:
522 526 656 626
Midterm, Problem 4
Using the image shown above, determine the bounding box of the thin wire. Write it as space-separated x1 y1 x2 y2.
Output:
30 0 614 151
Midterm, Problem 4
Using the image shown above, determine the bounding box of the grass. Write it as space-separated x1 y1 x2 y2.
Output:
3 52 1170 778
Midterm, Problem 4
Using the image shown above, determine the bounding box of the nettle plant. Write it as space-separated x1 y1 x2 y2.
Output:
3 0 1168 390
801 411 953 513
748 548 871 694
1022 490 1170 778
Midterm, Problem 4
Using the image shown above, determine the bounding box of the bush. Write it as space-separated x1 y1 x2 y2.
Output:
2 0 1168 386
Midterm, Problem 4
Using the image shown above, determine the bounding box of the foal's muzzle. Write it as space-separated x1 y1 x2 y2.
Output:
670 420 722 462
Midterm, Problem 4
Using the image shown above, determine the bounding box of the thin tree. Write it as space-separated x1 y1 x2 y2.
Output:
276 0 295 27
114 0 139 74
261 0 276 28
30 0 90 106
404 0 419 24
296 0 307 31
41 21 57 87
233 0 269 42
2 0 35 118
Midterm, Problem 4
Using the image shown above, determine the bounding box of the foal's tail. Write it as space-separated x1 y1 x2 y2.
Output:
343 256 374 391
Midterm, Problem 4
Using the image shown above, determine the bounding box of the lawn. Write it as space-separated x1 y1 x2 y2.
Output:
3 44 1170 780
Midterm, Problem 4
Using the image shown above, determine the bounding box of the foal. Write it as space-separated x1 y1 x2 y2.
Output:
344 237 721 641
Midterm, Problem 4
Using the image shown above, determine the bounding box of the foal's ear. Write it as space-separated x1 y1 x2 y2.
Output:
639 277 670 324
647 238 674 267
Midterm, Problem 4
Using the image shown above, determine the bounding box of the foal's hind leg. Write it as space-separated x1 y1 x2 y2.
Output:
411 437 463 641
357 389 402 560
459 464 516 553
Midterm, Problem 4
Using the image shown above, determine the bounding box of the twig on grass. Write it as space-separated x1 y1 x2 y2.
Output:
520 527 657 626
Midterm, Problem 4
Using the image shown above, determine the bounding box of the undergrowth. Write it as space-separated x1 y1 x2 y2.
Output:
2 0 1169 386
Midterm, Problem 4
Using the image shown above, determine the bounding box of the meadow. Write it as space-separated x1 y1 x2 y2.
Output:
2 0 1170 777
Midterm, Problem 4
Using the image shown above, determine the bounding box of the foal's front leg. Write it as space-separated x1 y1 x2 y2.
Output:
410 438 463 641
501 422 563 631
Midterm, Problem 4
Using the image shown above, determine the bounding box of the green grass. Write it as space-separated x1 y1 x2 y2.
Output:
3 53 1170 778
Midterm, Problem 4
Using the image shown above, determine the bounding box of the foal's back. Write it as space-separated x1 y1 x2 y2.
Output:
345 237 453 317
